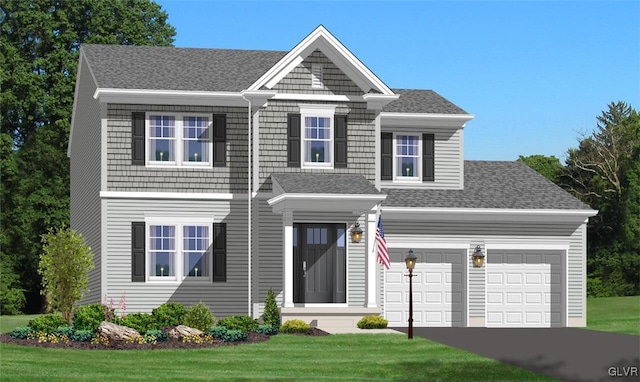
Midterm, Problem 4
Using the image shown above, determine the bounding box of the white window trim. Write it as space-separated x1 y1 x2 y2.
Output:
392 132 422 182
299 105 336 169
145 218 214 283
145 112 213 168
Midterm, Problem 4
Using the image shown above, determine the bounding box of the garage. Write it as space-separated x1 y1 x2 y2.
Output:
385 249 465 327
486 250 564 328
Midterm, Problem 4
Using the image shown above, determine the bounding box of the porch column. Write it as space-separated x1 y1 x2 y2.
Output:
366 210 378 308
283 210 294 307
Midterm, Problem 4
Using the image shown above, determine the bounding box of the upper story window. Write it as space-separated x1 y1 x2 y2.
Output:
147 113 211 166
311 64 323 88
395 135 420 180
381 132 435 182
299 105 336 169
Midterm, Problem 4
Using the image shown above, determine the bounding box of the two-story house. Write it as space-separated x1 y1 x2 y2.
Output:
69 26 596 330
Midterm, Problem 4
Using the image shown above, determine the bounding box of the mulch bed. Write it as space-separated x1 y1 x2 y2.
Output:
0 327 329 350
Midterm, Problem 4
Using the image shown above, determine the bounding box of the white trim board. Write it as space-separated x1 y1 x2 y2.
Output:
100 191 248 200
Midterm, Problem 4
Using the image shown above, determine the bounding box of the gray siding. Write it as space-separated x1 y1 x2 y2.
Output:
381 220 585 320
104 198 248 316
380 127 463 189
70 57 102 305
106 104 248 193
272 49 363 95
258 100 376 191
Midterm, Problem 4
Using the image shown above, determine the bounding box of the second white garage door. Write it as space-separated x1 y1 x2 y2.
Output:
486 250 564 328
385 249 465 327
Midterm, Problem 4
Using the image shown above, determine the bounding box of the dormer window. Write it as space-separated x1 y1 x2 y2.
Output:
311 64 323 88
381 132 435 182
395 135 420 180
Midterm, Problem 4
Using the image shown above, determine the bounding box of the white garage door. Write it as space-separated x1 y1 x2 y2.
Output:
487 251 564 328
385 249 465 327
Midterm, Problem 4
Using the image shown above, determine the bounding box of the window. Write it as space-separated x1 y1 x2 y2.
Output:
147 113 211 166
395 135 420 180
148 223 211 281
304 116 332 165
299 105 336 168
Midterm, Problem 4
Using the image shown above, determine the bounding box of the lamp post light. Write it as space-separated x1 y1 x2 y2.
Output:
405 249 417 340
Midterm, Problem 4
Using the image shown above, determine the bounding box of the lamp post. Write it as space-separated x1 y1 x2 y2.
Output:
405 249 417 339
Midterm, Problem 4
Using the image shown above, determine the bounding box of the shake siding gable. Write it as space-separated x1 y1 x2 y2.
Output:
70 57 102 305
106 104 247 193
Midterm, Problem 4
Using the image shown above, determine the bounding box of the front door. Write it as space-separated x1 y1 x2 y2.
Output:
293 224 346 304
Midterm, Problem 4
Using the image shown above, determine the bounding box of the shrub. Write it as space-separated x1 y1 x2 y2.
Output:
255 324 278 336
144 329 168 342
70 329 94 342
151 302 186 327
220 329 247 342
205 326 228 339
121 312 157 334
262 288 280 328
73 303 108 332
10 327 34 339
54 325 75 337
280 319 310 334
218 315 258 332
28 314 67 334
357 315 388 329
184 301 215 331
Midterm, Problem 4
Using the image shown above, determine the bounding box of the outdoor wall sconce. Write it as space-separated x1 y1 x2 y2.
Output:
351 222 363 243
472 245 485 268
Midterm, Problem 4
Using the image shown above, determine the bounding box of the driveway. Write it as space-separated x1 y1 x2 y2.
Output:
391 327 639 382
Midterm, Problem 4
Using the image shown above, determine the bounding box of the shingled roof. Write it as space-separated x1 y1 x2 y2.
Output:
383 161 592 210
271 174 382 195
81 44 468 114
81 44 286 92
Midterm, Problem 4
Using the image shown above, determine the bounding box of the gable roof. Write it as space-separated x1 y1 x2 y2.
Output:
383 89 468 114
383 161 593 210
81 44 286 92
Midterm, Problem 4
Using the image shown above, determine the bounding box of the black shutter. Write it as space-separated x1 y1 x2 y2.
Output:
213 223 227 282
334 115 347 168
422 133 435 181
131 112 145 165
213 114 227 167
381 133 393 180
287 114 301 167
131 222 145 282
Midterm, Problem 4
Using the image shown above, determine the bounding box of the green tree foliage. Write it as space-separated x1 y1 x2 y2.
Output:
0 0 175 312
39 226 95 324
262 288 281 328
517 155 563 184
564 102 640 296
0 251 26 314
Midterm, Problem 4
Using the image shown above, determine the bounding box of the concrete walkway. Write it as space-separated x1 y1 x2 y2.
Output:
392 327 640 382
320 327 403 334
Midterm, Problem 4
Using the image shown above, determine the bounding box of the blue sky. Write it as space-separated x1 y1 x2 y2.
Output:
156 0 639 161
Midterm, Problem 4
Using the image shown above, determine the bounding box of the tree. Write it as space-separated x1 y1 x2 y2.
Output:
517 155 563 184
39 226 95 324
0 0 175 312
564 102 640 296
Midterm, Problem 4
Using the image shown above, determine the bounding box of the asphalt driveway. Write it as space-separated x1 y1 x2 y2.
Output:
391 327 639 382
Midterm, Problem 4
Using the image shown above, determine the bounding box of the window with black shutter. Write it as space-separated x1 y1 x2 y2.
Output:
334 115 348 168
381 132 393 180
131 222 146 282
131 112 145 165
287 114 301 167
213 223 227 282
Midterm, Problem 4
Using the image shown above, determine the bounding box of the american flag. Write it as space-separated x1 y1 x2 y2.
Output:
376 216 390 270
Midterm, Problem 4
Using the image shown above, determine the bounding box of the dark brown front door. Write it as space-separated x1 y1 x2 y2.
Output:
293 224 346 303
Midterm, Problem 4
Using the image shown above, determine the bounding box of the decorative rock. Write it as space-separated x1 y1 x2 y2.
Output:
98 321 140 341
168 325 203 339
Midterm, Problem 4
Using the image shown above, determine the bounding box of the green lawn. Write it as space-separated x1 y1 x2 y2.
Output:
0 334 552 381
586 295 640 335
0 314 39 333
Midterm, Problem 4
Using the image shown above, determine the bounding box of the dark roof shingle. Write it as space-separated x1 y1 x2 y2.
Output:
82 44 286 92
271 174 381 195
383 89 468 114
383 161 592 210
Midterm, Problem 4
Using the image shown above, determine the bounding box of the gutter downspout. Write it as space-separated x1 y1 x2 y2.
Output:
242 94 252 317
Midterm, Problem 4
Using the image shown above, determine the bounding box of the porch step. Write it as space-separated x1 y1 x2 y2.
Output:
280 307 382 331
